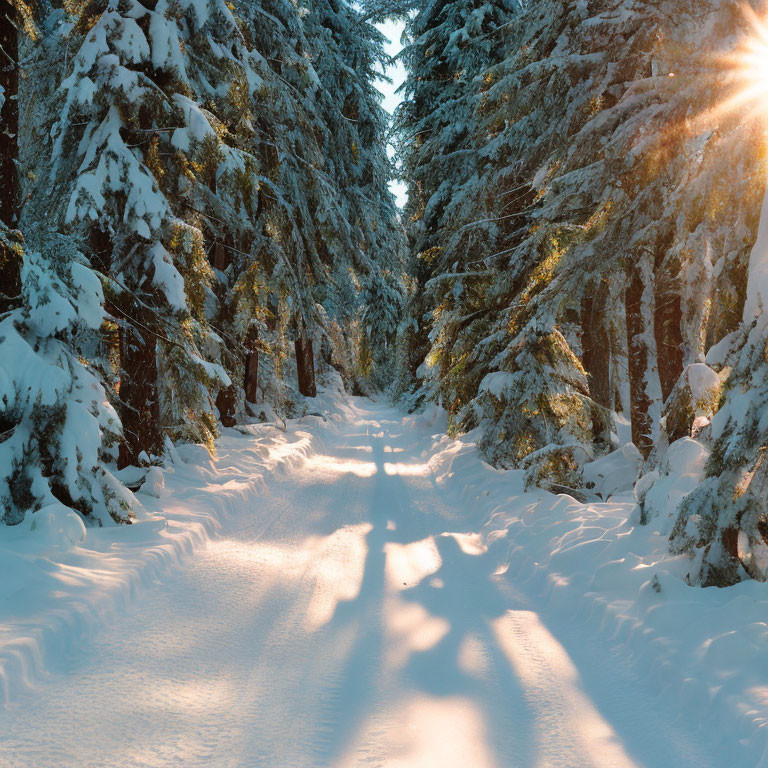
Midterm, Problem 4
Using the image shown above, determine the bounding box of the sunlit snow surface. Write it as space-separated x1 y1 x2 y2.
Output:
0 397 765 766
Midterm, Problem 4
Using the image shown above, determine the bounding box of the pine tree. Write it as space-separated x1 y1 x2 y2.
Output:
0 0 18 233
401 0 764 495
0 233 135 524
394 0 518 398
49 0 262 464
292 0 403 390
204 0 403 409
670 178 768 586
0 0 20 317
1 9 133 524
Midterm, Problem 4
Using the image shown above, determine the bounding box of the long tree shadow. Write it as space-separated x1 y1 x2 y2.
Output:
398 532 536 765
310 429 409 763
310 425 536 766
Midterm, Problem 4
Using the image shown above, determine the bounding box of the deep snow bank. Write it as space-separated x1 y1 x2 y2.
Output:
0 386 353 707
407 406 768 767
5 393 768 765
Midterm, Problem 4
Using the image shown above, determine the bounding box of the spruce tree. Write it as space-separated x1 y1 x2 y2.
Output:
1 7 133 524
402 0 763 494
0 233 134 524
50 0 261 464
395 0 518 398
0 0 20 322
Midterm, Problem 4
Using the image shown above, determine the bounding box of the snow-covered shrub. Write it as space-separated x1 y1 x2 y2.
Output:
0 229 134 524
475 330 597 490
583 443 642 501
639 437 709 533
663 364 722 444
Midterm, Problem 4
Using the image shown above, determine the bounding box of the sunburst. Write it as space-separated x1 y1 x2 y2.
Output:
716 4 768 122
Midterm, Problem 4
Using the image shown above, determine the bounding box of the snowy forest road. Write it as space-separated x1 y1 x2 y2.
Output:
0 401 725 767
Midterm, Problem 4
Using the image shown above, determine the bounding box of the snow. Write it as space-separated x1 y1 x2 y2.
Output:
706 330 742 367
478 370 514 399
1 397 767 765
640 437 711 533
149 242 187 312
148 0 186 77
685 362 720 403
744 183 768 327
171 94 216 152
28 503 88 549
582 441 641 499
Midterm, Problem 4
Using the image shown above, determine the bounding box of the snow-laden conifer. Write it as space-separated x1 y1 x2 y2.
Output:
49 0 263 463
403 0 764 495
394 0 518 398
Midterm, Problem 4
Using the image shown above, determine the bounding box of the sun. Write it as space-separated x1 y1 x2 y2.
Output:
718 4 768 122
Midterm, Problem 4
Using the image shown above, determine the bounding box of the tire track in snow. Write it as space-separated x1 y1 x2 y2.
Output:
0 400 731 767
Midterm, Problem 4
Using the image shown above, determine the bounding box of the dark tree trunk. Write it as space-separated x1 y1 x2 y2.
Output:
89 227 112 273
212 241 228 271
581 286 612 409
653 273 684 403
207 234 235 424
0 0 20 312
244 327 259 403
626 260 654 458
581 285 613 442
295 333 316 398
244 351 258 402
117 320 162 469
0 0 18 229
215 386 237 427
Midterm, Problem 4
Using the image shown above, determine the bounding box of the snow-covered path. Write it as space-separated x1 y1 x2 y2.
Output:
0 401 728 767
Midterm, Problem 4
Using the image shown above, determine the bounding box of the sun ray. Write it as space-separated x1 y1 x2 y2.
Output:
714 4 768 123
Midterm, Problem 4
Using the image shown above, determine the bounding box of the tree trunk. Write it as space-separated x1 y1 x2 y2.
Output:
653 272 684 403
295 333 316 398
212 241 228 271
0 0 18 229
581 284 613 442
244 327 259 403
0 0 20 312
215 386 237 427
626 259 654 458
581 285 612 409
117 322 162 468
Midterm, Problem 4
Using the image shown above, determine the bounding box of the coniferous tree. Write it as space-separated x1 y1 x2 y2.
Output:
399 0 763 495
50 0 262 464
0 0 18 232
1 0 403 526
394 0 518 399
1 7 134 524
293 0 403 391
670 182 768 587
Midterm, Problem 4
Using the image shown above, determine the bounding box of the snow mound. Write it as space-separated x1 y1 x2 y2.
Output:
583 443 642 499
28 503 88 549
423 427 768 765
641 437 710 534
0 389 351 707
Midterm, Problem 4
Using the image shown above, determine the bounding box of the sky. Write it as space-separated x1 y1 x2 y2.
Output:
375 19 408 209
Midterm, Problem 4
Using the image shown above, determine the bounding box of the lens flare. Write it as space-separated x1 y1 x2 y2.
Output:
717 4 768 121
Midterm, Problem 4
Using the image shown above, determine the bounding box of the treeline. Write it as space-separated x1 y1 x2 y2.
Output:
0 0 403 525
7 0 768 589
393 0 768 586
